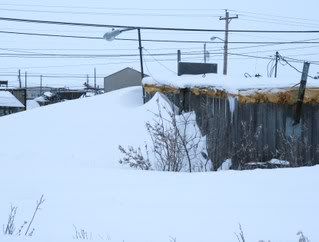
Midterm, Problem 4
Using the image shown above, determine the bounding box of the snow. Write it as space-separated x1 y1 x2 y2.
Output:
143 73 319 94
0 91 25 108
0 87 318 242
269 159 290 166
33 96 46 103
26 100 40 110
43 92 54 98
218 159 232 171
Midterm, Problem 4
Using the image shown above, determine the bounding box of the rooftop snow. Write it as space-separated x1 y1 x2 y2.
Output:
0 91 24 108
142 73 319 94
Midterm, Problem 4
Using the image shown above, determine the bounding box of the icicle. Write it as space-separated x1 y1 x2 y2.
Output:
228 96 236 123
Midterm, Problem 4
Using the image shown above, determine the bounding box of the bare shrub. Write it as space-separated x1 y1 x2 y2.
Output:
119 144 152 170
73 225 92 240
297 231 310 242
232 119 264 170
3 206 17 235
234 224 246 242
169 236 177 242
2 195 45 237
119 97 206 172
25 194 45 236
277 129 314 167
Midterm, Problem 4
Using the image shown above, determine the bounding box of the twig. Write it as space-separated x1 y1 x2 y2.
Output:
25 194 45 236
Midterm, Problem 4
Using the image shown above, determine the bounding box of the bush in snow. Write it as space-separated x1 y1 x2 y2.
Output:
2 195 45 237
119 144 152 170
297 231 310 242
232 119 265 170
119 97 208 172
234 224 246 242
277 125 315 167
73 225 92 240
3 205 17 235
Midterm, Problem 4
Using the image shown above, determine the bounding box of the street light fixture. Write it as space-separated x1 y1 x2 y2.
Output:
210 36 224 42
203 37 225 63
103 27 145 102
210 36 228 75
103 28 135 41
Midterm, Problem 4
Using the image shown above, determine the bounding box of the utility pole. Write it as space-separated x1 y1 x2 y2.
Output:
18 69 21 88
86 74 89 85
294 62 310 125
40 75 43 96
274 51 279 78
204 43 207 63
137 28 145 103
219 9 238 75
94 68 96 93
24 71 27 89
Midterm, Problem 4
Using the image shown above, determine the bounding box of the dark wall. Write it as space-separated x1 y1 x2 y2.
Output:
145 89 319 170
8 88 27 110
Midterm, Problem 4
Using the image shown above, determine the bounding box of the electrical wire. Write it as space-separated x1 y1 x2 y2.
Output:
1 16 319 33
0 7 221 18
144 48 177 74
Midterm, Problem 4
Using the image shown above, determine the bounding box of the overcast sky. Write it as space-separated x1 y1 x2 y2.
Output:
0 0 318 88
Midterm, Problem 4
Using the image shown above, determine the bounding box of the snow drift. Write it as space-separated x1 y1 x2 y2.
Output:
0 87 318 242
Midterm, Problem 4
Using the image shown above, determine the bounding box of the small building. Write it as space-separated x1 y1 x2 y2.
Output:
0 91 25 116
104 67 147 92
143 74 319 170
0 80 8 87
27 86 55 100
33 89 87 106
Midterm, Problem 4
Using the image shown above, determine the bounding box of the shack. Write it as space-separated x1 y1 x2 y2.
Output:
0 90 25 117
143 74 319 170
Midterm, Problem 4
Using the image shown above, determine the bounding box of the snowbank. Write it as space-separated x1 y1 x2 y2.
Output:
0 87 318 242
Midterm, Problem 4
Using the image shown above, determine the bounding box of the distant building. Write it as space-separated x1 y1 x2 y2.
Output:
104 67 147 92
26 86 55 100
0 90 25 117
0 81 8 88
33 89 87 106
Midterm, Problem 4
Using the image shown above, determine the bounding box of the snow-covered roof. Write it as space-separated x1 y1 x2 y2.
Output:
34 96 47 103
26 100 40 110
0 91 25 108
43 91 54 98
142 73 319 94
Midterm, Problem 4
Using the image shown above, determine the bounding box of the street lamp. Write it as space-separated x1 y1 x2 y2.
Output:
203 37 224 63
103 28 134 41
103 27 145 102
210 36 224 42
210 36 228 75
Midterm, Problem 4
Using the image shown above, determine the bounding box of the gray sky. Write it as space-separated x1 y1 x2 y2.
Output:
0 0 318 88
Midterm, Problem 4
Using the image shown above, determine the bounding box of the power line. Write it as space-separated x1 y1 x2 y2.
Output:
116 37 319 44
0 51 220 58
0 7 221 18
1 16 319 33
0 30 102 39
144 48 177 74
230 9 319 25
2 29 319 46
228 53 273 60
0 3 223 12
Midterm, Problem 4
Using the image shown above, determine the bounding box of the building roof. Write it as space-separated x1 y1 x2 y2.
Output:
142 73 319 94
0 91 25 108
104 67 148 79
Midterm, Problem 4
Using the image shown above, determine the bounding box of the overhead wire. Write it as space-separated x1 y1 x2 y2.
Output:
1 16 319 33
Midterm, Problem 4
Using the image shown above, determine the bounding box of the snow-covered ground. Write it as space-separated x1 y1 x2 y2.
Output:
0 87 318 242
